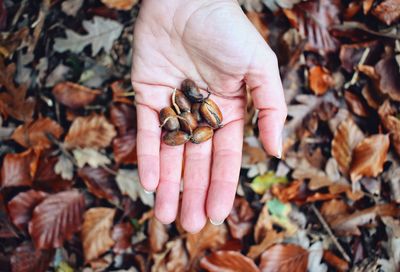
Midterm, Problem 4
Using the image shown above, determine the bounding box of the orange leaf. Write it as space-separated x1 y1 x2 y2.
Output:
350 134 390 182
52 82 101 109
320 199 350 224
331 118 364 176
7 190 47 231
1 149 38 188
64 114 117 149
101 0 138 11
200 251 260 272
29 190 85 249
11 117 63 149
308 66 333 95
371 0 400 25
247 230 285 259
323 250 349 272
82 207 116 263
259 244 309 272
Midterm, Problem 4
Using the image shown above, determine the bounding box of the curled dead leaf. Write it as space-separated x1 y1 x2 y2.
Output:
29 190 85 249
52 82 101 109
7 190 47 231
227 197 255 240
148 217 169 254
101 0 138 11
152 239 189 272
259 244 309 272
1 149 38 188
350 134 390 182
64 114 117 149
82 207 116 263
200 251 260 272
11 117 63 149
110 103 136 136
323 250 349 272
308 66 333 95
375 55 400 102
331 118 364 176
371 0 400 25
344 90 368 117
113 131 137 165
378 100 400 156
112 221 134 253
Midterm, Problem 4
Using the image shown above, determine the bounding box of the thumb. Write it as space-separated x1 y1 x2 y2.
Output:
245 47 287 158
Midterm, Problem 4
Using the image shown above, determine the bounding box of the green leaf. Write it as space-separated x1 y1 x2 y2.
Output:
267 198 298 235
56 262 74 272
250 172 288 194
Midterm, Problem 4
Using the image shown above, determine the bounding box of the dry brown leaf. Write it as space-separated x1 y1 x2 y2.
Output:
339 41 381 73
254 201 273 243
320 199 350 224
148 217 169 253
259 244 309 272
227 197 255 240
378 100 400 156
331 118 364 176
246 12 269 41
10 242 54 272
186 221 228 261
375 55 400 101
110 103 136 135
113 131 137 165
152 239 189 272
101 0 138 10
371 0 400 25
1 149 38 188
111 221 134 253
344 90 368 117
11 117 63 149
7 190 47 231
247 230 285 259
200 251 260 272
330 203 400 236
271 180 307 204
82 207 116 263
323 250 349 272
350 134 390 182
0 27 29 58
64 114 117 149
308 66 333 95
52 82 101 109
29 190 85 249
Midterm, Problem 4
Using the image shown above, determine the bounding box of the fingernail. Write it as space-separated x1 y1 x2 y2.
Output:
276 132 283 159
143 189 155 194
209 218 224 226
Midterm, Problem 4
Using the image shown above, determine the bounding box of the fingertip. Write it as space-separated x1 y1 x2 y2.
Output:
258 110 284 159
138 157 159 191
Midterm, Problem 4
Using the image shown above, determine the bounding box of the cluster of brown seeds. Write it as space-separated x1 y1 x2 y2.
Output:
159 79 223 146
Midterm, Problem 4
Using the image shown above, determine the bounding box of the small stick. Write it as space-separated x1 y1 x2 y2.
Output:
311 204 351 263
159 116 174 128
171 88 181 114
344 47 370 89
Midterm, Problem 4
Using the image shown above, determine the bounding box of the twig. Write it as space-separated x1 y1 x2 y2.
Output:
344 47 370 89
311 204 351 263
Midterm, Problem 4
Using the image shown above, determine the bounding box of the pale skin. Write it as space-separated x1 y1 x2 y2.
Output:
131 0 287 233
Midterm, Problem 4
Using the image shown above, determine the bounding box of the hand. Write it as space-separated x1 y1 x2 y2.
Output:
131 0 287 233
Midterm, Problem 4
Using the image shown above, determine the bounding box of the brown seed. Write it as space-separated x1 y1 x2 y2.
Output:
179 112 198 134
160 107 180 131
163 131 190 146
175 90 192 112
191 103 202 122
181 79 203 102
191 126 214 144
200 99 223 128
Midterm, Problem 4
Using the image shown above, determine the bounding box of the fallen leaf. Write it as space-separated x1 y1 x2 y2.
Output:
339 41 382 73
344 90 368 117
101 0 138 10
250 172 288 195
371 0 400 25
11 117 63 150
54 154 74 180
271 180 307 204
10 242 54 272
152 239 189 272
78 166 121 204
267 198 298 235
247 12 269 41
330 203 399 236
112 221 134 253
148 217 169 253
331 118 364 176
247 230 285 259
283 0 340 52
308 66 333 95
61 0 83 16
254 201 274 243
375 55 400 102
350 134 390 182
0 27 29 58
115 169 154 207
113 131 137 165
227 197 255 239
54 16 123 56
320 199 350 224
29 190 85 249
200 251 260 272
1 149 37 188
65 114 116 149
110 103 136 135
259 244 309 272
73 148 111 168
82 207 116 263
7 190 47 231
378 100 400 156
52 82 101 109
323 250 349 272
110 80 134 104
186 221 228 261
34 154 72 192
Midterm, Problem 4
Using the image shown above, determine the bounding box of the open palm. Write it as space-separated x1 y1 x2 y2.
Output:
131 0 287 233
